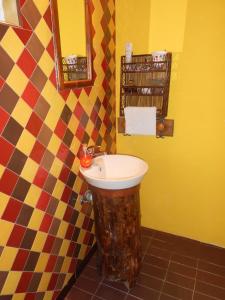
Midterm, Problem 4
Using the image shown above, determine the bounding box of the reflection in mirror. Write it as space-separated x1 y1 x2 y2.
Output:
0 0 20 26
51 0 93 89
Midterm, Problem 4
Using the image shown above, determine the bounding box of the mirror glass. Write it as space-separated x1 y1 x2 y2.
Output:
0 0 20 26
51 0 93 89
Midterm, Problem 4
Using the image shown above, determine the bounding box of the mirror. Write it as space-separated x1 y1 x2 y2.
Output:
51 0 93 89
0 0 21 27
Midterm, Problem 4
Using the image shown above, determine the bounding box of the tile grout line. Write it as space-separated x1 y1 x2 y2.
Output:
158 251 172 300
192 258 199 300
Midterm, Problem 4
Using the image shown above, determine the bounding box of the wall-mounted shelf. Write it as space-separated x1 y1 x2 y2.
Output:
119 53 174 137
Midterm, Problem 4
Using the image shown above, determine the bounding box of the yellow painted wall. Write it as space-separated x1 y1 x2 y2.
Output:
58 0 86 56
116 0 225 247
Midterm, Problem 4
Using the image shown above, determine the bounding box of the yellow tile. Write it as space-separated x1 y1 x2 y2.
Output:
31 231 47 252
1 28 24 61
6 66 28 96
1 271 22 294
70 136 80 157
0 165 5 180
11 98 32 127
52 180 65 200
73 176 83 196
67 115 77 134
0 219 14 246
65 92 76 112
24 184 42 208
35 254 49 272
0 192 9 218
0 247 18 271
77 229 85 244
28 209 45 231
59 240 70 256
34 0 49 16
61 257 71 273
38 272 52 291
12 293 25 300
47 133 61 156
50 157 63 178
20 158 39 183
76 213 85 229
16 129 36 156
44 106 62 132
54 199 67 220
78 244 87 260
38 50 54 78
35 19 52 48
43 291 54 300
57 221 68 239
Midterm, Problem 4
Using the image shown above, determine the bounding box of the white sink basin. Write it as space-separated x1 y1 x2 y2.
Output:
80 154 148 190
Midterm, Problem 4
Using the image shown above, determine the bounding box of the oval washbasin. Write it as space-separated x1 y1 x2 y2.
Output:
80 154 148 190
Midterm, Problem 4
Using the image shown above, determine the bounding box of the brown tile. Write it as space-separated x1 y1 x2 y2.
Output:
129 284 160 300
63 128 74 147
27 33 45 62
141 263 167 280
197 269 225 288
28 273 42 292
0 84 19 114
21 0 41 30
43 174 57 194
74 277 100 294
171 254 197 268
143 254 169 269
24 251 40 271
80 112 89 128
38 125 52 147
0 296 12 300
88 254 97 268
81 265 102 282
168 262 196 278
162 282 193 300
52 238 63 254
20 228 37 249
49 218 61 236
160 294 179 300
34 292 45 300
199 243 225 266
0 26 7 41
7 148 27 175
40 149 54 170
141 227 155 237
147 247 171 260
198 260 225 277
54 256 64 273
126 296 141 300
166 272 195 289
56 273 67 290
12 178 31 201
67 172 77 188
193 292 218 300
60 105 72 124
136 273 163 291
141 236 151 253
67 287 93 300
17 204 34 226
46 198 59 216
31 66 48 92
34 96 50 120
2 117 23 145
103 279 128 292
0 272 8 293
96 284 127 300
195 280 225 299
0 47 14 80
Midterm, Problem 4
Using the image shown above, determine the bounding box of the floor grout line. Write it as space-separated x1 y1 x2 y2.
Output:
192 258 198 300
158 251 172 300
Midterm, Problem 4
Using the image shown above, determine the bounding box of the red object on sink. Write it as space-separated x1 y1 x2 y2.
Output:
80 154 92 168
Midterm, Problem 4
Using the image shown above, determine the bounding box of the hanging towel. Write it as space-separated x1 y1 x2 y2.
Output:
124 106 156 135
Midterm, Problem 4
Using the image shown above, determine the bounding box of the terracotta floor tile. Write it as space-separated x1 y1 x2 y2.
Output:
195 280 225 299
137 273 163 291
166 271 195 290
168 262 196 278
141 262 167 280
143 254 169 269
162 282 193 300
66 287 93 300
197 269 225 288
74 276 100 294
193 292 220 300
96 284 127 300
129 284 160 300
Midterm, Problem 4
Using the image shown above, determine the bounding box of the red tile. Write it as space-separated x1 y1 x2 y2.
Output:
2 198 22 222
30 140 46 163
73 88 82 99
16 272 33 293
43 6 52 31
0 76 4 89
74 102 84 119
7 224 26 247
66 241 76 257
61 186 72 203
17 49 36 78
54 119 67 139
82 216 90 230
68 258 77 273
75 124 85 141
36 191 51 211
22 82 40 108
0 107 9 133
0 169 18 195
65 224 75 240
12 249 29 271
13 28 32 45
39 213 53 233
24 293 36 300
43 235 55 253
57 143 69 162
0 136 14 166
47 273 59 290
59 166 70 183
33 166 48 188
83 232 91 245
63 206 73 222
45 255 57 272
26 112 43 137
46 39 55 60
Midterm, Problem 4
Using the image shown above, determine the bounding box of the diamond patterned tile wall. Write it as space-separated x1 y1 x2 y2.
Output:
0 0 116 299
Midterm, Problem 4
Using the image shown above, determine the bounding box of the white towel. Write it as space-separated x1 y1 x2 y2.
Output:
124 106 156 135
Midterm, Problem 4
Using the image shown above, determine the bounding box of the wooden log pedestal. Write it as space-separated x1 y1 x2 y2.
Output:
90 184 142 289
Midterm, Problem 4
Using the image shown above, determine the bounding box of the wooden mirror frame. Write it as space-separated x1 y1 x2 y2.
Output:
51 0 94 90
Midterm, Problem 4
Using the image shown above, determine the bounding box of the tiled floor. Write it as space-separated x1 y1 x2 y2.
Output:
65 228 225 300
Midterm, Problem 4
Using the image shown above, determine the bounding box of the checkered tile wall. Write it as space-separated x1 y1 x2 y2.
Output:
0 0 116 299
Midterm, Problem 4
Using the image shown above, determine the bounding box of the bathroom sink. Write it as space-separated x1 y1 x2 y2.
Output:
80 154 148 190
